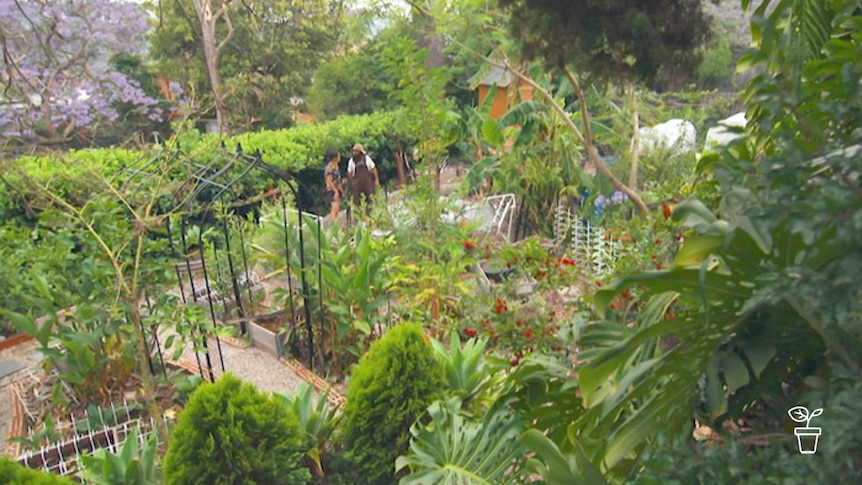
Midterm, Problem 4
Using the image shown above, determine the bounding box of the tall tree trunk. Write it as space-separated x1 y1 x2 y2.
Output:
628 86 640 191
191 0 235 136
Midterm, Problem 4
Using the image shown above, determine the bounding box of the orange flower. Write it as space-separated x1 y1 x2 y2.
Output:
463 240 476 250
662 203 672 220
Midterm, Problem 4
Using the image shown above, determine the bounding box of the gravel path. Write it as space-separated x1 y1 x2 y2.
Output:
172 335 307 395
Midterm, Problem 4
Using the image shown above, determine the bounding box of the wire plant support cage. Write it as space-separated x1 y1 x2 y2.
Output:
115 141 325 380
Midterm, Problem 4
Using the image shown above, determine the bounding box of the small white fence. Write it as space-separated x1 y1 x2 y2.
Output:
15 399 170 477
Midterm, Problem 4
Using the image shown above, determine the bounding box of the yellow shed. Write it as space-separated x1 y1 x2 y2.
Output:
471 66 534 119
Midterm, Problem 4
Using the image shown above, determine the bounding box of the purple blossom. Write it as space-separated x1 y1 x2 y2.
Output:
0 0 167 140
610 191 628 204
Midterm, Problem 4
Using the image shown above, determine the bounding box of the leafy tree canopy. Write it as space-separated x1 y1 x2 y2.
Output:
497 0 715 85
150 0 344 131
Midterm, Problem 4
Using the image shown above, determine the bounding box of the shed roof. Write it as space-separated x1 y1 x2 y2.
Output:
469 66 516 88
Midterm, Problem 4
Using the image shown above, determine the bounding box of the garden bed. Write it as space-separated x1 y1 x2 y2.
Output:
7 362 191 473
247 310 294 358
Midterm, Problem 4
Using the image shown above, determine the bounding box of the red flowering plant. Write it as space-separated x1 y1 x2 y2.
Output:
491 237 581 294
456 289 580 367
598 198 688 276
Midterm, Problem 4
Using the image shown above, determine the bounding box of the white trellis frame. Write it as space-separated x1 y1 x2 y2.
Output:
554 201 621 277
484 193 517 242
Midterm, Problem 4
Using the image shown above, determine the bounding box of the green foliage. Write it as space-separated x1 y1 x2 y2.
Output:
521 429 606 485
395 396 527 484
0 457 74 484
632 366 862 485
430 333 499 407
307 39 401 120
77 427 162 485
497 0 713 85
342 323 447 484
739 0 862 158
163 373 311 485
274 382 342 479
251 209 393 373
149 0 343 131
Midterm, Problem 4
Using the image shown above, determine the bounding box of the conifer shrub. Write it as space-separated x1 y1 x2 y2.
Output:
341 323 447 484
0 457 74 484
163 373 310 485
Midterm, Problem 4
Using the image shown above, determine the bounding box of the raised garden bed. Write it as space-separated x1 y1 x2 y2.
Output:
247 310 294 358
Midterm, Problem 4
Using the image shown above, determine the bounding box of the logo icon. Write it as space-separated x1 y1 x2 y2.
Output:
788 405 823 454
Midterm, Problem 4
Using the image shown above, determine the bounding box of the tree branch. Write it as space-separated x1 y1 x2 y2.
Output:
563 67 592 146
215 2 236 53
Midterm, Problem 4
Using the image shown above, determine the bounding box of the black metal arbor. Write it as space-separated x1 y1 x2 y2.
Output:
117 142 324 382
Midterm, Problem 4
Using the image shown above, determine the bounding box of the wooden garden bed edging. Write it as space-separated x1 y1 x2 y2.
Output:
280 358 347 409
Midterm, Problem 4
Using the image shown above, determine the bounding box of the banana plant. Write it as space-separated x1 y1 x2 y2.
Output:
76 427 161 485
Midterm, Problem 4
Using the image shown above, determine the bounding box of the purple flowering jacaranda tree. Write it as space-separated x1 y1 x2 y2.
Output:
0 0 162 144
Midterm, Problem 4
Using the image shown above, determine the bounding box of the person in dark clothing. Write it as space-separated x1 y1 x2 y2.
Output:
347 143 379 214
323 150 343 223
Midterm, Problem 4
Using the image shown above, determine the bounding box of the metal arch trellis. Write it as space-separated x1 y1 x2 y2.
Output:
115 141 325 381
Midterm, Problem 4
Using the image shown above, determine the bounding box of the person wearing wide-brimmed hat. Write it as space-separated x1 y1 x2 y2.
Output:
347 143 379 213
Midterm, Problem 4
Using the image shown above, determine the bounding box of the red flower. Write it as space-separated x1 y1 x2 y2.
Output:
654 239 662 244
464 240 476 250
595 281 603 287
463 328 478 338
511 358 520 367
655 263 663 270
523 329 533 339
558 257 575 266
667 313 677 320
662 203 672 220
621 289 631 299
493 297 508 314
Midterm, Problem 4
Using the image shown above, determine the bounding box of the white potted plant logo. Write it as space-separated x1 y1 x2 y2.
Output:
788 405 823 454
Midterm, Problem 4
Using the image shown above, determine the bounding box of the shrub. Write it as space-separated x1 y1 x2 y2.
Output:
163 373 310 485
0 456 74 484
341 322 447 484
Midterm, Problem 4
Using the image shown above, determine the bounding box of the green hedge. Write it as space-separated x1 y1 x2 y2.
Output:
0 109 420 220
7 109 416 177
